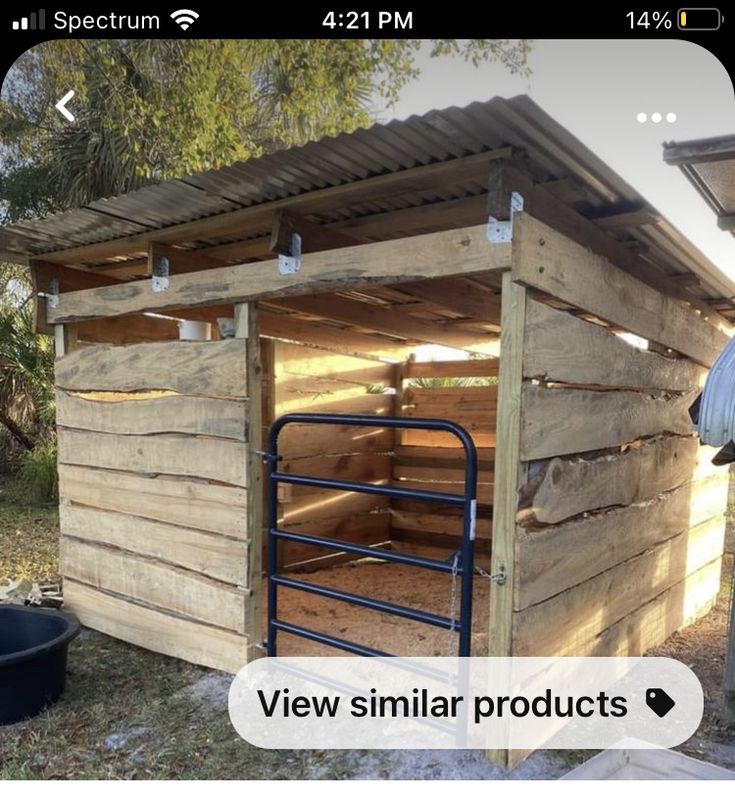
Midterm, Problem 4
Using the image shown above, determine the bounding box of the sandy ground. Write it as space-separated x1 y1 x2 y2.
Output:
267 559 491 657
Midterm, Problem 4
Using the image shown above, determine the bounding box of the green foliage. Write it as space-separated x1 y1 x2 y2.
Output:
18 441 58 503
0 271 55 453
1 39 532 219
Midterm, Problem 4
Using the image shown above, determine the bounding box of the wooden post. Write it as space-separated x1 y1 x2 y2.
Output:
235 303 265 661
487 271 527 768
54 324 78 358
724 554 735 720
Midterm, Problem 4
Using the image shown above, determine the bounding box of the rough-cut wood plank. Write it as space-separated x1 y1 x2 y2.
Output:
280 489 388 526
261 312 412 363
276 392 393 417
390 509 492 539
57 429 248 486
401 429 497 449
521 385 697 460
61 537 248 632
58 464 247 536
393 463 494 485
279 423 394 460
55 339 248 397
281 452 392 481
405 359 499 379
47 225 511 323
516 475 728 609
489 272 527 660
60 503 247 586
275 382 374 415
272 294 499 354
513 515 726 655
524 300 706 390
63 580 249 673
76 314 180 344
512 213 729 367
281 513 391 568
148 241 225 276
396 277 502 323
518 435 722 525
56 390 248 440
551 558 722 657
275 341 393 385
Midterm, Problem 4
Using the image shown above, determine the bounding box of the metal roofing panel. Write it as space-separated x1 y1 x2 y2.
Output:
1 94 732 308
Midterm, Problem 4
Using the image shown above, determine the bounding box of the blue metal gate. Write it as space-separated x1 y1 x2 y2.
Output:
263 413 478 658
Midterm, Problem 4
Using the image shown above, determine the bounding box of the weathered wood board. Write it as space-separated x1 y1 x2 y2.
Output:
521 385 698 460
47 225 512 323
524 300 707 390
515 474 728 609
55 339 248 397
518 434 721 525
63 580 249 674
512 213 729 367
513 515 726 655
60 503 247 586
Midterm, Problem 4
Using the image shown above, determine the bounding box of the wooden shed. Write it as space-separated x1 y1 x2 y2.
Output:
3 97 733 738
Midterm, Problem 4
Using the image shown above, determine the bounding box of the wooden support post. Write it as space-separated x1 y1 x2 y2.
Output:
54 324 78 359
487 271 527 768
724 562 735 721
236 303 265 661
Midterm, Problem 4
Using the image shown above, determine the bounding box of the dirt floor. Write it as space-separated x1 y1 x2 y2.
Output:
1 472 734 778
273 559 491 657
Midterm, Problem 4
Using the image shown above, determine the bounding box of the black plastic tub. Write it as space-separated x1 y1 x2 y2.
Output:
0 605 80 724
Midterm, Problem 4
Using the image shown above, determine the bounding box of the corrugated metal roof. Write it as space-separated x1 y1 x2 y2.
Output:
664 135 735 240
3 95 735 309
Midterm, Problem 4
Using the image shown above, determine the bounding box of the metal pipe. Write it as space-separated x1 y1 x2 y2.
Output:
272 574 456 629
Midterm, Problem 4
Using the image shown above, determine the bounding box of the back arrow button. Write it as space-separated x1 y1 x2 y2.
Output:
55 90 75 122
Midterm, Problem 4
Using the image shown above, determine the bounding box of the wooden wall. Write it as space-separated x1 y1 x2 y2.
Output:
56 335 253 673
272 340 394 569
391 358 498 553
504 213 730 660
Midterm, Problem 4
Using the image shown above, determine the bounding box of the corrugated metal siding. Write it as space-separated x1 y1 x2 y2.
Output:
2 94 733 305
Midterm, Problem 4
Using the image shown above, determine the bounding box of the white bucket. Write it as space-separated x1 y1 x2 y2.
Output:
178 320 212 341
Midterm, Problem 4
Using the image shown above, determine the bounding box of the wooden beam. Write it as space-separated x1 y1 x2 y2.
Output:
512 213 730 367
39 149 513 265
259 312 411 362
147 242 226 276
271 294 498 354
46 225 511 324
488 158 730 322
487 271 527 769
75 314 180 344
592 208 662 229
394 277 502 323
270 210 364 254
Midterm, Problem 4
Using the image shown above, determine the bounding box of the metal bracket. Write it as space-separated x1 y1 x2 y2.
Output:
278 232 302 275
487 191 524 243
46 278 60 310
152 255 170 293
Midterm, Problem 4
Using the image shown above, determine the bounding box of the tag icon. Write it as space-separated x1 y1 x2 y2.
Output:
646 688 676 718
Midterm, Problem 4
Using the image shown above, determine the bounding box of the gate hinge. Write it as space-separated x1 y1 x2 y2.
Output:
152 255 170 293
487 191 524 244
278 232 302 275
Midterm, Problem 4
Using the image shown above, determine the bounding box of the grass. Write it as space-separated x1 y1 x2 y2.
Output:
0 477 59 582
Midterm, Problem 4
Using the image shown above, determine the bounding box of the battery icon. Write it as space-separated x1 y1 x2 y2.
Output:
678 8 722 29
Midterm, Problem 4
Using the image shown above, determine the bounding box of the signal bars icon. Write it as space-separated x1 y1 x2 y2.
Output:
170 9 199 30
12 8 45 30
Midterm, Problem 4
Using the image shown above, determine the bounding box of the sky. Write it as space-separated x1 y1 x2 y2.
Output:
387 39 735 283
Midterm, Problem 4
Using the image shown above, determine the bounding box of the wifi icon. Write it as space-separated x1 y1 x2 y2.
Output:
170 9 199 30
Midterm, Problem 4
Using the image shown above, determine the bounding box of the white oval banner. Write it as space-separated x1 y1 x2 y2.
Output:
228 656 703 750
